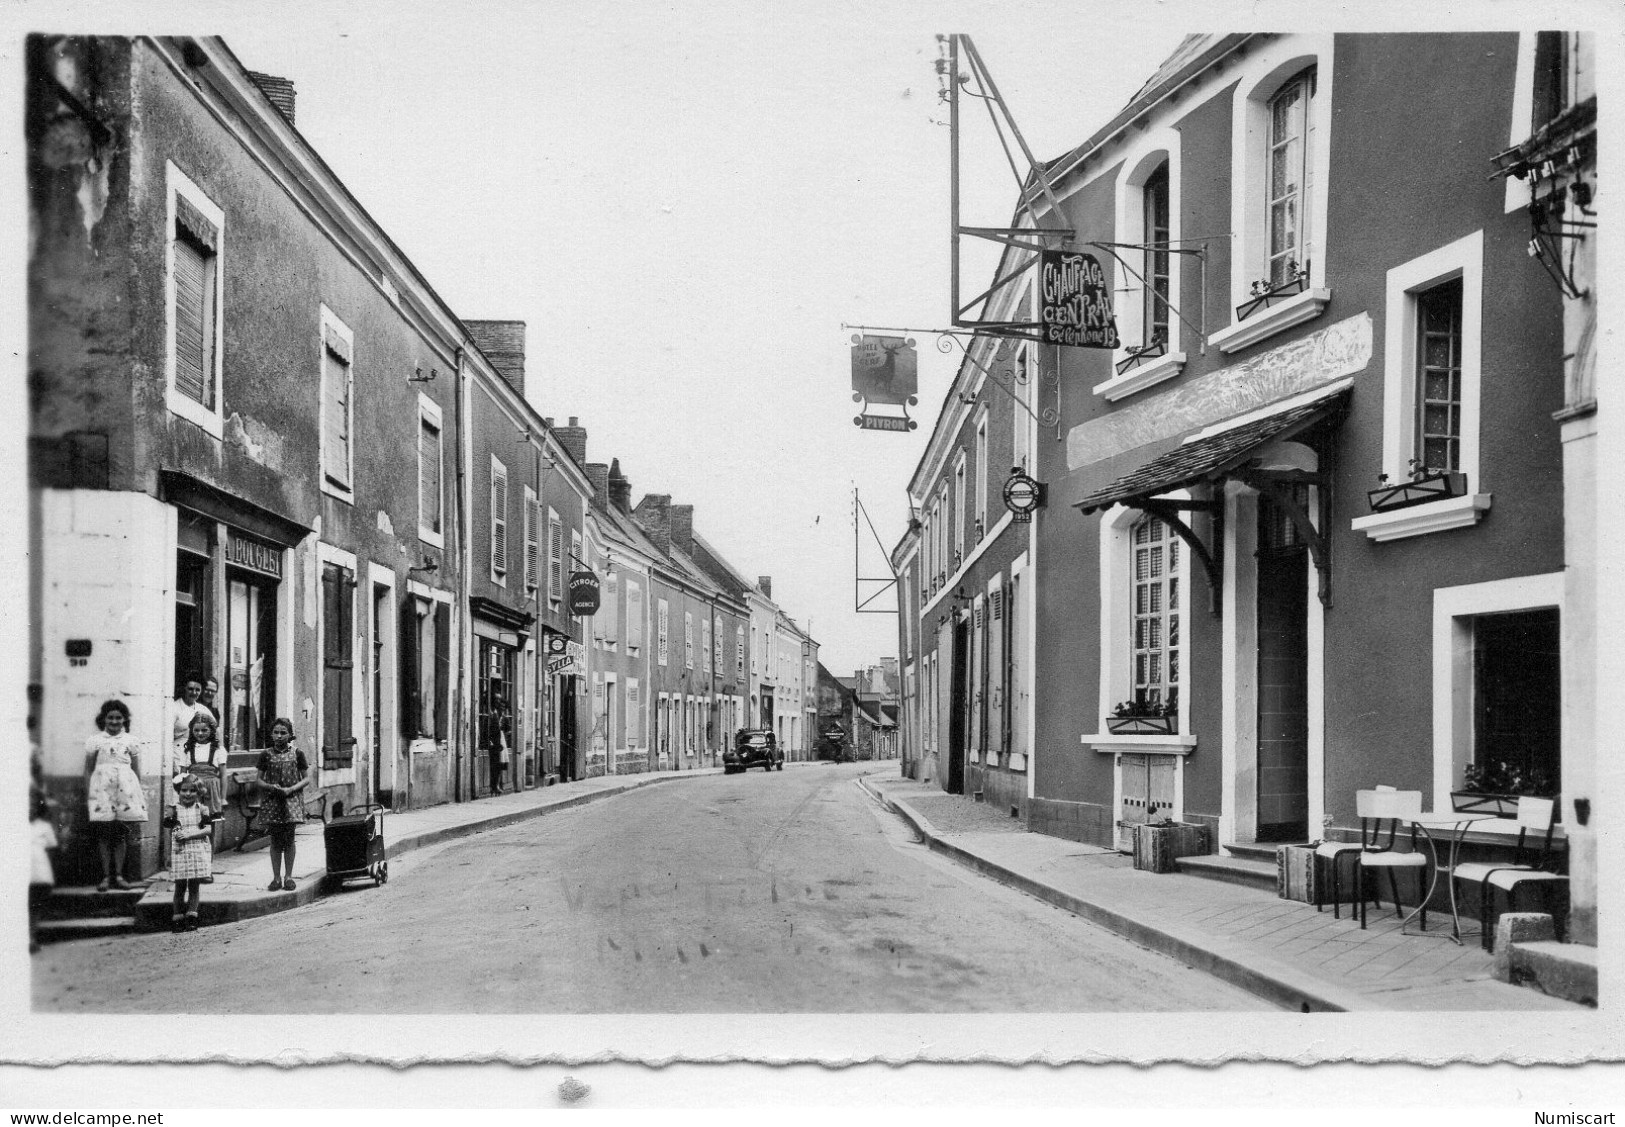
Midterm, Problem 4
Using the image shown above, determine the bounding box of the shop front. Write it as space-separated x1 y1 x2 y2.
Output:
470 597 532 800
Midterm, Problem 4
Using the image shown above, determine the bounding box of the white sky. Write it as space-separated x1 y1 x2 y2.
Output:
197 1 1186 675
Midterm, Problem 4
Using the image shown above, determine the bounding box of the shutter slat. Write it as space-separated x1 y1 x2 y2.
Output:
173 241 209 404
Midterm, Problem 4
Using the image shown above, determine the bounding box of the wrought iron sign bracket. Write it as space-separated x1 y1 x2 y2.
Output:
1134 497 1224 618
1233 468 1333 609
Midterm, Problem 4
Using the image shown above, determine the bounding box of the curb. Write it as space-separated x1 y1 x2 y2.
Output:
134 771 702 930
857 776 1371 1013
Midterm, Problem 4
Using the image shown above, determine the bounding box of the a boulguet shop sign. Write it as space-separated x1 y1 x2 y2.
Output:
226 532 282 579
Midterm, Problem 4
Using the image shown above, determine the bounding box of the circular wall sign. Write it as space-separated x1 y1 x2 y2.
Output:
1003 471 1046 521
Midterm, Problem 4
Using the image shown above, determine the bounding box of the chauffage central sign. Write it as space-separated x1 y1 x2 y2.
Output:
1040 249 1118 349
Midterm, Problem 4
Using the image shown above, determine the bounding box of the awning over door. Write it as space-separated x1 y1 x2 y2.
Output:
1075 386 1350 514
1073 385 1350 614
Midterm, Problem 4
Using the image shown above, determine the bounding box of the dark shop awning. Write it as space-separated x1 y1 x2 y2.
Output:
1074 386 1350 514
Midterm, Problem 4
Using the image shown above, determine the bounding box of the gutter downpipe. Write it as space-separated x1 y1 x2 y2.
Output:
453 345 469 803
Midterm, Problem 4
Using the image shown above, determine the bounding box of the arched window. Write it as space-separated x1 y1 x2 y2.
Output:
1266 68 1317 287
1130 516 1181 716
1142 162 1171 347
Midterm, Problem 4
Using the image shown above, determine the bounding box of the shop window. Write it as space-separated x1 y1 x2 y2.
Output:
165 162 224 438
224 573 277 752
321 561 356 770
320 307 354 499
1474 608 1561 795
174 518 213 695
489 455 508 581
400 596 449 740
417 396 443 547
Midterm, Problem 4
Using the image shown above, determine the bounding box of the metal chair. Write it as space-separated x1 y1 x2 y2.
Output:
1451 795 1565 951
1355 789 1429 930
1314 785 1396 919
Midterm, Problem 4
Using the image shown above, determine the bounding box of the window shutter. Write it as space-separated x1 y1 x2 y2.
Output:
548 517 563 602
627 680 641 746
713 616 723 673
490 463 508 575
684 611 694 669
173 239 209 405
991 588 1003 620
657 600 669 666
322 564 356 769
523 496 538 591
701 616 711 674
737 626 745 677
628 583 644 650
399 597 421 737
323 349 351 487
604 574 619 643
419 419 442 535
433 602 450 740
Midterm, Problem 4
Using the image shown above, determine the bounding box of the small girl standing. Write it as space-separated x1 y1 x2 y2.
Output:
84 699 148 891
173 713 227 825
255 717 308 892
161 773 215 931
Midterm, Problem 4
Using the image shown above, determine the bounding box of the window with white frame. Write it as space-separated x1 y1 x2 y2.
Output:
1357 230 1486 541
657 598 670 666
417 395 444 547
1221 37 1333 348
626 677 642 747
602 572 620 647
953 454 966 562
1265 69 1317 289
320 307 355 498
547 510 563 604
974 412 988 541
165 162 225 437
489 455 508 581
937 483 950 575
522 486 539 593
1013 344 1034 470
1130 515 1181 716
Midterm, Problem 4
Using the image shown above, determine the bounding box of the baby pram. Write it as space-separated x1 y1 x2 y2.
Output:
322 802 388 887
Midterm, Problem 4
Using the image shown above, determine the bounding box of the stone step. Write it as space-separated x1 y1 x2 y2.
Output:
1174 853 1279 892
34 916 138 944
1223 841 1300 865
37 885 150 920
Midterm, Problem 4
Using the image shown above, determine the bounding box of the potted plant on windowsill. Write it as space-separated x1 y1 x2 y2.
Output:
1367 459 1469 513
1450 757 1557 817
1106 696 1178 736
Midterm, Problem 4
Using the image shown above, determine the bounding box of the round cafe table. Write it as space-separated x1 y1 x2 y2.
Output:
1400 811 1497 944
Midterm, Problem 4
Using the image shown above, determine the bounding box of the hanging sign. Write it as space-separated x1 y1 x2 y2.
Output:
567 571 601 615
850 335 918 406
1040 250 1119 349
1003 469 1047 523
857 413 915 432
546 640 585 678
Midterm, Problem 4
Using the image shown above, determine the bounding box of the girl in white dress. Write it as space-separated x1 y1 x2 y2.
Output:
83 699 148 891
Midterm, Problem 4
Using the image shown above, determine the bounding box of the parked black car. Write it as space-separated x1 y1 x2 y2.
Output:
725 728 783 773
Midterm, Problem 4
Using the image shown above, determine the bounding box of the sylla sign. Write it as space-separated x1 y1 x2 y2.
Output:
1040 249 1118 350
567 571 601 615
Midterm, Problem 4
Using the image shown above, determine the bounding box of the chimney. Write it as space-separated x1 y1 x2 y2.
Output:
632 494 672 554
758 576 772 599
553 417 587 466
669 504 694 555
585 462 610 504
465 320 527 397
247 71 297 125
607 458 632 513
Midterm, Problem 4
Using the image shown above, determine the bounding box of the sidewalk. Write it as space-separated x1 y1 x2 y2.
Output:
861 774 1582 1012
135 765 724 929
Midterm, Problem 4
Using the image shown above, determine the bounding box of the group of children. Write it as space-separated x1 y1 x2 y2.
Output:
30 695 312 946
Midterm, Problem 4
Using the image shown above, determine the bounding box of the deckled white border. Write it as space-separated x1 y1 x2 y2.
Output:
1 0 1620 1097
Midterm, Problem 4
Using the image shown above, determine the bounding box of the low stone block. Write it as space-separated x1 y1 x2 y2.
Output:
1491 912 1556 978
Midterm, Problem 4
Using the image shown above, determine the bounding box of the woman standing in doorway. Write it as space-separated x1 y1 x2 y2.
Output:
84 699 149 890
171 673 213 748
254 717 308 892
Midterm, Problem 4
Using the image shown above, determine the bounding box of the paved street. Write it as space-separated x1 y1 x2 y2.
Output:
34 764 1266 1012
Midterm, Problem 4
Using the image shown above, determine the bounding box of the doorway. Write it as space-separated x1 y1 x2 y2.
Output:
1255 488 1309 842
948 616 969 794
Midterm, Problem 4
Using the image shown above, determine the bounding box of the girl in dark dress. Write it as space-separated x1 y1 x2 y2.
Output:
254 717 308 892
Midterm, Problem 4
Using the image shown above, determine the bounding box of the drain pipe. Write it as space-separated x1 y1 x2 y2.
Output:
452 344 469 803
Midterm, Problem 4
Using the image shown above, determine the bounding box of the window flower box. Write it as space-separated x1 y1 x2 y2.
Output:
1106 714 1177 736
1367 470 1469 513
